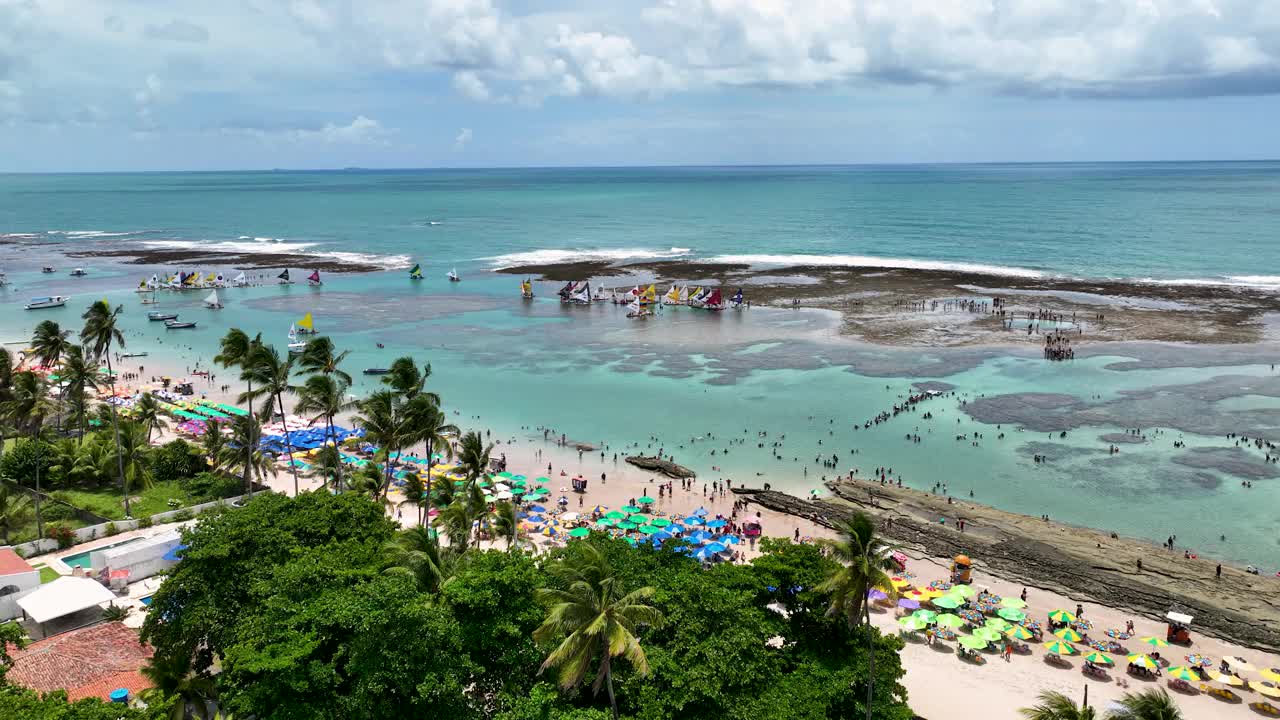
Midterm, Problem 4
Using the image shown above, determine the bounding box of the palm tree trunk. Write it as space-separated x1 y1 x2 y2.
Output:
423 438 433 526
243 380 254 497
277 392 298 496
32 425 44 539
605 665 618 720
326 411 343 490
106 354 131 517
864 600 874 720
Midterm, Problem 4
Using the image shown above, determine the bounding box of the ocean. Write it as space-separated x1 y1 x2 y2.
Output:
2 163 1279 568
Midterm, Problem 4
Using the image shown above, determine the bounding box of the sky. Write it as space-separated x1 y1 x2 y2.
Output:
2 0 1280 171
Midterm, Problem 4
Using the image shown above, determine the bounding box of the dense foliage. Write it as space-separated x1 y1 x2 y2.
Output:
0 684 172 720
141 491 912 720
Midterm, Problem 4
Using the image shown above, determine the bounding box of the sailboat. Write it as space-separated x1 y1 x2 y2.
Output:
277 269 294 285
702 288 725 311
296 313 318 335
687 287 706 308
664 285 682 305
641 285 657 306
447 268 460 282
203 289 223 309
232 271 248 287
592 284 609 302
730 288 745 309
569 282 592 305
520 278 534 298
135 279 151 293
625 295 651 319
287 324 307 355
557 281 575 300
307 270 322 286
140 287 159 305
409 264 424 280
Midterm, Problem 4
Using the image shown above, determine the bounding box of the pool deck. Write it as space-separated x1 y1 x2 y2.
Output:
44 520 194 576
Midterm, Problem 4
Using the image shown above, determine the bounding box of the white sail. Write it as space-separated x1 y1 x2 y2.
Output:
233 271 247 286
571 284 591 303
203 290 220 307
288 323 297 341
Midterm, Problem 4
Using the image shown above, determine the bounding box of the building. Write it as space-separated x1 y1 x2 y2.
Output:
6 621 155 701
90 530 182 587
0 547 40 622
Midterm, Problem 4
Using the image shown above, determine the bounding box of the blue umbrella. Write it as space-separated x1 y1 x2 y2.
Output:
705 519 727 528
693 547 715 561
721 534 741 545
688 530 712 543
653 531 674 541
692 507 709 517
162 544 188 562
704 542 728 554
681 516 704 526
529 504 547 513
668 524 686 534
526 514 545 523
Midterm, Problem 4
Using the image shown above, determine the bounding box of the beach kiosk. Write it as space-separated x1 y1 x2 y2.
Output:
950 554 972 584
1165 610 1194 645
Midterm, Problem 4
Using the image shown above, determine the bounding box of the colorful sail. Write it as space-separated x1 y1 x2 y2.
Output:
277 269 291 282
409 263 423 279
731 288 744 306
664 285 681 304
298 313 315 331
307 270 322 285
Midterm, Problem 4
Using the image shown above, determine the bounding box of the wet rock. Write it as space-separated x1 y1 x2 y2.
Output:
626 455 696 478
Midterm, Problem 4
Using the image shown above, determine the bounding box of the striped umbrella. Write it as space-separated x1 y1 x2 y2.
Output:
1047 609 1076 624
1127 654 1158 671
1083 652 1114 666
1006 626 1034 640
1044 641 1078 655
1054 628 1082 643
1165 666 1200 682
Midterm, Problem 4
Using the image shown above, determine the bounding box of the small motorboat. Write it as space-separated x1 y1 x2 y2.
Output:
25 295 69 310
121 352 148 358
362 368 390 375
41 266 54 274
287 342 307 356
147 312 178 321
164 320 197 329
69 268 87 277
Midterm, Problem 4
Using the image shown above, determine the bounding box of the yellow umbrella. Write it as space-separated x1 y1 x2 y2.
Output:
1047 609 1075 623
1166 666 1200 682
1127 654 1158 671
1054 627 1082 643
1225 656 1256 671
1044 641 1078 655
1263 669 1280 684
1252 682 1280 699
1207 670 1244 687
890 578 911 589
1006 626 1034 640
1139 636 1168 648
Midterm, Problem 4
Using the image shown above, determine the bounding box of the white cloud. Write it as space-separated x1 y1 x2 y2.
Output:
454 127 473 150
453 71 492 101
143 19 210 43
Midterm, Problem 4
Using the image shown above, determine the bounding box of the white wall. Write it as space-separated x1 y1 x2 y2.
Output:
0 570 41 621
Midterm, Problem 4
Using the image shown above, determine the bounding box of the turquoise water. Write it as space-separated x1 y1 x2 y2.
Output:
60 537 146 569
4 165 1280 569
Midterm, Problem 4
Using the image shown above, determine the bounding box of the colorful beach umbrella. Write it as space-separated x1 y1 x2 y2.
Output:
589 505 607 514
1000 597 1027 609
1006 626 1034 640
1207 670 1244 686
935 614 966 629
568 527 591 538
997 608 1027 622
1127 654 1158 671
1082 652 1113 666
949 584 976 599
1043 641 1078 655
605 510 628 520
897 598 920 610
1047 609 1076 623
637 495 655 504
931 595 962 609
898 616 926 631
1140 636 1169 649
595 518 617 528
1053 628 1082 643
1166 666 1200 682
957 635 988 651
650 517 671 527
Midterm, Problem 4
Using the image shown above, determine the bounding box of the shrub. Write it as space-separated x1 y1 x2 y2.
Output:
105 522 119 537
184 472 242 502
0 439 56 488
138 515 154 529
150 439 204 483
102 603 131 622
44 523 76 549
38 502 78 523
172 509 195 522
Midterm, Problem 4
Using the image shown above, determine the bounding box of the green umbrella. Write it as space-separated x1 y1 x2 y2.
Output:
637 496 656 504
1047 609 1075 623
637 525 659 535
984 618 1014 633
912 609 938 624
1006 626 1034 640
935 614 966 629
957 635 988 651
568 527 591 538
972 627 1002 643
628 514 652 524
483 494 496 503
595 518 618 528
621 505 643 514
650 517 672 527
949 584 976 599
476 479 492 488
898 616 926 631
1083 651 1113 666
1043 641 1077 655
511 479 527 487
616 521 638 531
1054 627 1082 643
932 595 962 609
1000 597 1027 609
497 471 514 478
997 607 1027 622
604 511 628 521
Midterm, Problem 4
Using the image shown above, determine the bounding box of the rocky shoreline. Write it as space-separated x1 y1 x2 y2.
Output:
626 455 696 478
732 479 1280 653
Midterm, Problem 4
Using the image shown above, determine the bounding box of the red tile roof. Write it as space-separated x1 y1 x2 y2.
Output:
0 548 34 576
8 622 155 702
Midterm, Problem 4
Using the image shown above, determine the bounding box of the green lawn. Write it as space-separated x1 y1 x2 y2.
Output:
36 566 60 584
52 481 197 521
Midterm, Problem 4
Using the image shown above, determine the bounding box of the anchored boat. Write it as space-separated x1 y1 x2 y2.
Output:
164 319 197 329
147 311 178 321
25 296 69 310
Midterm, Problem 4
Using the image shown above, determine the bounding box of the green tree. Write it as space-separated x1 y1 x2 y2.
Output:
353 391 407 500
215 414 275 495
297 336 352 385
30 320 71 370
214 330 261 496
150 439 205 484
457 430 492 492
312 444 343 492
0 620 28 683
1 371 57 536
293 374 353 489
1104 688 1184 720
414 405 457 513
80 299 130 517
140 651 217 720
0 683 174 719
199 420 226 467
0 486 33 544
534 543 664 720
134 392 167 443
57 346 100 440
1020 691 1097 720
240 344 299 495
491 500 519 549
383 525 452 594
401 470 426 525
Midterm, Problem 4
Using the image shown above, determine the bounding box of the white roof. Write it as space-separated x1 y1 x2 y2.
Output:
16 576 116 624
1166 611 1194 625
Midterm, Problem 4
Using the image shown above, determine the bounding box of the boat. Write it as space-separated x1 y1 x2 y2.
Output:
625 296 651 319
277 269 294 285
232 271 248 287
69 268 87 277
25 296 69 310
730 288 746 309
592 284 609 302
164 320 197 329
447 268 460 282
307 270 322 286
362 368 390 375
140 288 159 305
147 312 179 321
679 286 689 304
296 313 318 335
288 341 307 356
121 352 148 358
568 282 592 305
664 285 682 305
203 290 223 309
410 263 424 280
41 266 54 273
687 287 706 308
557 281 576 301
520 279 534 298
640 284 658 306
702 288 725 311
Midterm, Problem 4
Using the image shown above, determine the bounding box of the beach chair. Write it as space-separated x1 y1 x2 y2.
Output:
1250 701 1280 717
1166 678 1197 694
1083 664 1108 680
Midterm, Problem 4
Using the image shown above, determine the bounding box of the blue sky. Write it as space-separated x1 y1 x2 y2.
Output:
2 0 1279 171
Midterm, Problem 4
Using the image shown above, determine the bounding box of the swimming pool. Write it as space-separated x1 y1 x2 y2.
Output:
60 537 147 569
140 595 153 606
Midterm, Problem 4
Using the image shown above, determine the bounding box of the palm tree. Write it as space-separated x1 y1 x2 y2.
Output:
382 356 436 402
200 420 225 467
1104 688 1184 720
1020 691 1097 720
401 471 426 525
383 525 452 594
312 444 343 492
117 421 153 493
31 320 71 370
214 330 262 496
491 500 518 549
298 336 352 385
2 371 57 537
534 543 664 720
354 390 407 500
817 512 899 720
240 344 299 495
140 652 217 720
294 374 354 488
80 300 130 516
58 346 100 440
133 392 167 443
457 430 492 492
215 414 275 494
412 405 457 513
0 484 33 544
